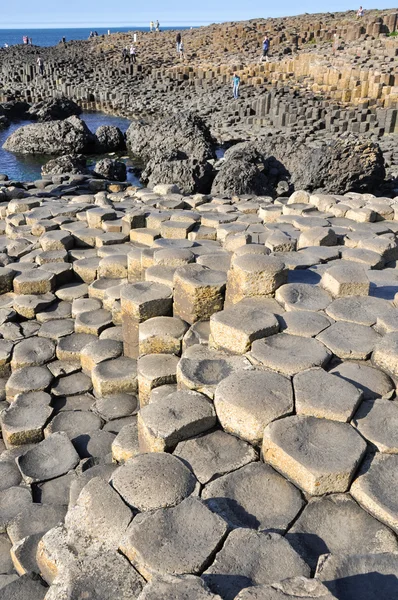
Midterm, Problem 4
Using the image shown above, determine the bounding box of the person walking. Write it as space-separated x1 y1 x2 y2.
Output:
232 73 240 99
155 20 160 32
37 56 44 76
176 32 182 54
150 21 154 32
130 44 137 63
261 35 270 62
179 40 185 60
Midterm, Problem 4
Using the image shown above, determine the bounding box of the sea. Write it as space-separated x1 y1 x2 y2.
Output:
0 26 194 48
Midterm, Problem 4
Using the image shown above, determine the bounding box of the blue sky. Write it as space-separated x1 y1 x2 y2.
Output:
2 1 396 27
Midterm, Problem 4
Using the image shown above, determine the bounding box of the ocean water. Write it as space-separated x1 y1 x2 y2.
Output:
0 112 141 184
0 26 192 48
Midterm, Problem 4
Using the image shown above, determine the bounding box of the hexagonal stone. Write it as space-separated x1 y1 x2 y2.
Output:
352 398 398 452
92 356 137 396
11 337 55 370
138 574 222 600
137 353 180 406
40 230 73 251
286 494 398 571
351 453 398 532
278 310 332 338
173 265 227 325
75 308 113 336
35 471 76 506
214 370 293 445
275 283 332 312
36 300 72 323
13 269 54 295
249 334 331 377
317 322 380 360
293 368 362 422
139 316 188 356
80 339 123 375
51 372 93 397
372 332 398 378
10 532 42 575
111 453 197 511
321 263 369 297
5 366 53 401
0 574 47 600
68 464 117 507
13 293 55 319
202 462 304 532
71 297 102 318
0 461 22 491
65 477 132 551
56 282 88 301
177 345 253 399
329 361 394 400
0 487 32 533
120 497 227 579
235 578 336 600
174 430 257 484
17 432 80 484
45 410 102 443
94 393 137 421
203 529 310 600
138 390 216 453
7 503 67 545
262 416 367 496
210 305 279 354
226 254 287 305
56 332 97 361
315 552 398 600
38 318 75 340
326 296 394 326
112 420 140 463
1 391 52 447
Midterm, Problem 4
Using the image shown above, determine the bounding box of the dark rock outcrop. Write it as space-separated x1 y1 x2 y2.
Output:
211 144 275 197
93 158 127 181
126 112 216 193
95 125 126 152
3 116 96 155
0 116 10 130
27 97 82 122
258 134 386 194
41 154 87 176
0 100 30 119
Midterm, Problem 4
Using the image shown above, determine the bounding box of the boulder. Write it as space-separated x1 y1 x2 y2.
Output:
93 158 127 181
95 125 126 152
3 116 96 155
126 112 216 193
27 97 82 122
211 143 275 197
41 154 87 175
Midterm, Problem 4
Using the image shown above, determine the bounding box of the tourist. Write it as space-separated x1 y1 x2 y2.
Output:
122 47 129 64
155 20 160 32
232 73 240 99
357 6 364 17
150 21 154 32
130 45 137 63
37 56 44 76
332 32 339 54
29 38 33 45
176 32 182 54
261 35 270 62
179 41 185 61
23 35 28 45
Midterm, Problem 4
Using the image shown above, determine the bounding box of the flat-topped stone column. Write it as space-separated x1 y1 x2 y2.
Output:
121 282 173 358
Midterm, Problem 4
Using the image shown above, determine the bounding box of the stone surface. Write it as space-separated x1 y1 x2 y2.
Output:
262 416 367 495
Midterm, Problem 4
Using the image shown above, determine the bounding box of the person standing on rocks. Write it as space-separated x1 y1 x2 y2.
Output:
130 44 137 63
357 6 364 17
261 35 270 62
37 56 44 76
179 41 185 61
176 32 182 54
122 47 129 64
155 20 160 32
150 21 154 32
232 73 240 99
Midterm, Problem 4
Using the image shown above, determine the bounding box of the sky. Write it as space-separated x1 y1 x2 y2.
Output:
1 1 396 28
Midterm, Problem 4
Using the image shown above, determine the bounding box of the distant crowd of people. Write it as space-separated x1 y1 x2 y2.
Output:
89 31 99 39
22 36 33 45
